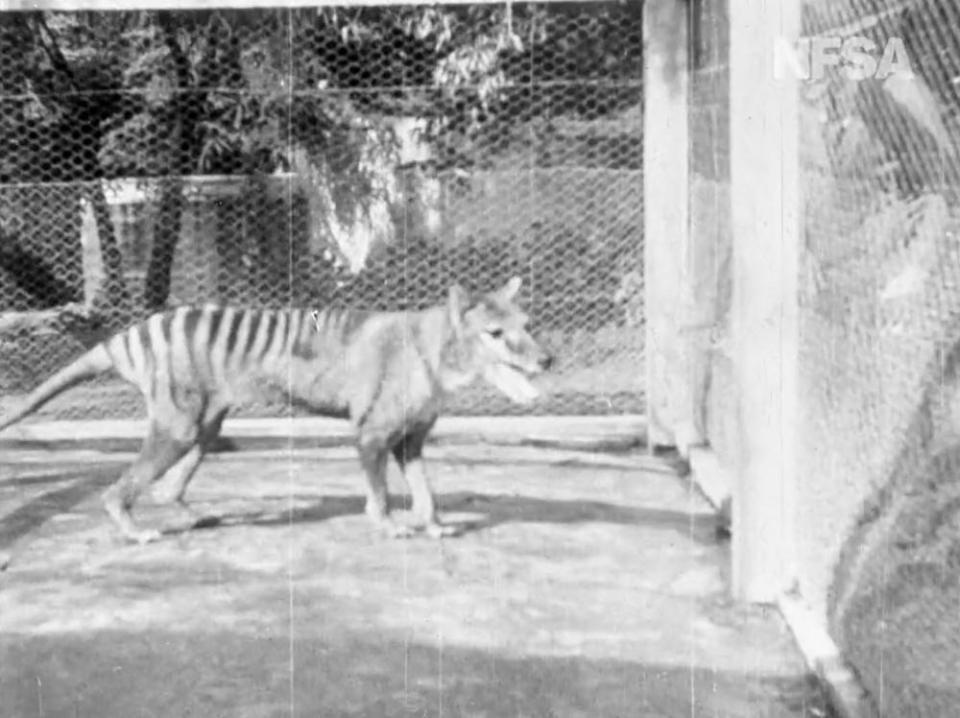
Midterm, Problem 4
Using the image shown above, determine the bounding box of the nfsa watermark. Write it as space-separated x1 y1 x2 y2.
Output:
774 35 914 81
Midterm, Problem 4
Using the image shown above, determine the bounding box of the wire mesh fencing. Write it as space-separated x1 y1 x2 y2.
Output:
0 4 644 421
796 1 960 715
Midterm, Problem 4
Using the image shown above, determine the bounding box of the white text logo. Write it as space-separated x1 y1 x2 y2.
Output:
774 36 913 81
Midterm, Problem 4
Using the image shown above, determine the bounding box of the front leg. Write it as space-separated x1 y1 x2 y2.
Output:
405 459 458 538
357 436 415 539
392 428 458 538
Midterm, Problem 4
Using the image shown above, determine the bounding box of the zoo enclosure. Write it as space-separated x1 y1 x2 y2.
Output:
0 0 644 420
649 0 960 715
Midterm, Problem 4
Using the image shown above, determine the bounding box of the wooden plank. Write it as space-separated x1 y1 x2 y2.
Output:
642 0 690 451
728 0 801 602
0 414 648 453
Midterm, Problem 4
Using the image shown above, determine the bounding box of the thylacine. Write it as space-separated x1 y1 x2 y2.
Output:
0 277 553 543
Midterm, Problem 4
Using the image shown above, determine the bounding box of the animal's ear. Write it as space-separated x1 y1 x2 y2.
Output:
447 283 472 330
500 276 522 301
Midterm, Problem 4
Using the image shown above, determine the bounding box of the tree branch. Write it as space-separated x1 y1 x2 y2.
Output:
30 13 79 92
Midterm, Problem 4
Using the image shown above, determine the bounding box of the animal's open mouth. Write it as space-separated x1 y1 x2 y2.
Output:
483 362 541 404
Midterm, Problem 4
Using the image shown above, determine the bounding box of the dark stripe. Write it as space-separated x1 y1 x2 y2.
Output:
207 309 225 352
285 309 300 356
293 309 318 360
243 311 262 360
317 308 328 332
201 308 223 378
132 322 158 399
259 312 278 359
224 309 244 358
160 312 174 344
137 321 153 367
182 308 201 377
354 344 388 428
275 311 290 356
334 309 347 344
117 330 134 372
340 309 367 343
355 375 385 429
162 312 180 410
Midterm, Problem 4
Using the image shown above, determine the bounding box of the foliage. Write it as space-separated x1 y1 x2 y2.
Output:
2 5 640 181
0 6 641 311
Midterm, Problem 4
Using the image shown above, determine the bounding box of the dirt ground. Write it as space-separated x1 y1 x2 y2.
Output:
0 444 831 718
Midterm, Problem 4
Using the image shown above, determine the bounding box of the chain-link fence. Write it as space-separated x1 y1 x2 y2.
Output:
796 1 960 715
0 3 644 421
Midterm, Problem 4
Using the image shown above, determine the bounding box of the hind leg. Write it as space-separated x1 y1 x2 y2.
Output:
102 423 197 544
152 406 228 523
152 445 205 525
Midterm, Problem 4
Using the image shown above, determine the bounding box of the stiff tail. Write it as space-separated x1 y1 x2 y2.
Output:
0 344 114 433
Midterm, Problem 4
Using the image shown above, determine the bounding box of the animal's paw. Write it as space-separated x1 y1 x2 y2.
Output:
381 521 417 540
423 522 460 539
126 528 163 545
150 483 179 504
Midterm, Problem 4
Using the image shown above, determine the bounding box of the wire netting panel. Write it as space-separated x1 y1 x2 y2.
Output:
0 4 643 421
797 1 960 714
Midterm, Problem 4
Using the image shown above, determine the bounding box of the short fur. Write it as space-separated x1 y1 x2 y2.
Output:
0 278 553 543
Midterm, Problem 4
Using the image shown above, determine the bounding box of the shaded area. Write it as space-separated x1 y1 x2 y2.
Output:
822 280 960 716
831 444 960 717
0 466 117 553
166 491 719 547
0 450 825 717
790 2 960 717
0 238 79 310
0 631 831 718
0 452 706 561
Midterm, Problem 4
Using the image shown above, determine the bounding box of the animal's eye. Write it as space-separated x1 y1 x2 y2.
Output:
488 328 504 339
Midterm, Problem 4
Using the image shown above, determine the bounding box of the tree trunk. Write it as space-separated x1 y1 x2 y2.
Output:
144 12 201 313
87 182 134 330
144 177 185 312
27 13 133 337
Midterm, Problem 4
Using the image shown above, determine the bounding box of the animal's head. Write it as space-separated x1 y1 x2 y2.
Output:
446 277 553 404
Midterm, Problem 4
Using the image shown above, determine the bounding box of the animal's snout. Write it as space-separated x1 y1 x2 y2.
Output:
538 354 554 372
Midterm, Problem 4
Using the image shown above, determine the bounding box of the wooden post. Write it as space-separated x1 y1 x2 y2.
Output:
643 0 690 451
728 0 800 602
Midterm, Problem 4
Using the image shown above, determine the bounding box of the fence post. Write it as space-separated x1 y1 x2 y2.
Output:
643 0 690 450
728 0 800 603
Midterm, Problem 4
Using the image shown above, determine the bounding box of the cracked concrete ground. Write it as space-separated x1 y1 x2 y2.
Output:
0 444 831 717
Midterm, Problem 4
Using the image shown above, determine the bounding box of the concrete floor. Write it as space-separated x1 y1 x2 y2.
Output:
0 444 831 717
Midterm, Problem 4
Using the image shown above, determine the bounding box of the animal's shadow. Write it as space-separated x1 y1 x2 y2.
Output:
0 465 722 552
174 491 720 545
